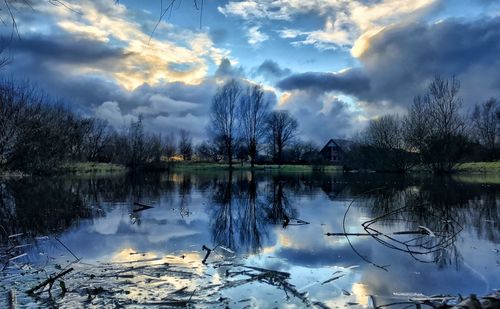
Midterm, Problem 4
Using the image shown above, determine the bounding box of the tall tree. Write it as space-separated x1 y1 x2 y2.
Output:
163 132 177 159
471 97 499 155
403 76 467 173
178 129 193 161
127 115 146 169
239 84 270 167
403 96 430 154
209 79 241 168
267 110 298 164
83 118 109 162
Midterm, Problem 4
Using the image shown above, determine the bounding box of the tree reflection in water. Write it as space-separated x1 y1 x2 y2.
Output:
0 172 498 271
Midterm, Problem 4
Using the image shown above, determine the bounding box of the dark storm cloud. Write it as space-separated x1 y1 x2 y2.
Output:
214 57 245 79
3 31 130 109
277 68 370 95
282 91 361 143
10 35 129 65
276 17 500 110
254 59 291 80
2 32 219 140
357 17 500 106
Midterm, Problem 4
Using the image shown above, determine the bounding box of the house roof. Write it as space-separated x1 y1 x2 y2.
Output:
320 139 355 153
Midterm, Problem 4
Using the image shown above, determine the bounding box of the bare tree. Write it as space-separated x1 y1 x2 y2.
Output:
83 118 109 162
362 114 415 172
127 115 146 169
267 110 298 164
196 140 221 161
209 79 241 168
239 84 270 168
403 96 430 154
425 76 465 137
148 133 163 164
178 129 193 161
366 115 404 150
163 132 177 159
471 97 499 152
0 80 31 168
405 76 468 173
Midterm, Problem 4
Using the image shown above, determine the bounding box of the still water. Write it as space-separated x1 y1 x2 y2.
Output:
0 171 499 307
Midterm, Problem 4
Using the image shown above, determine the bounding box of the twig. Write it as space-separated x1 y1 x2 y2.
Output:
26 267 74 295
342 187 390 271
201 245 211 264
54 237 79 262
133 202 155 212
321 274 344 285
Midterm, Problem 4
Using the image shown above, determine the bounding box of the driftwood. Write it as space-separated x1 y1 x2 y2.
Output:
133 202 154 212
54 237 79 261
8 289 16 309
201 245 212 264
26 267 74 295
321 274 344 285
325 229 429 236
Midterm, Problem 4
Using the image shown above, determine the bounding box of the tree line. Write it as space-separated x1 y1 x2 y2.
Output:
0 78 308 174
203 79 302 168
344 76 500 173
2 76 498 174
0 80 198 173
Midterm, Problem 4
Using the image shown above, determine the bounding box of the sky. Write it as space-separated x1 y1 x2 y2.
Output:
1 0 500 144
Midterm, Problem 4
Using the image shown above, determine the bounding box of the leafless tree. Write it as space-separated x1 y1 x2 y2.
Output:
403 76 467 172
209 79 241 168
425 76 465 137
83 118 109 162
266 110 298 164
362 114 415 171
366 114 404 151
403 96 430 154
148 133 163 164
196 140 220 161
239 84 270 167
127 115 146 169
178 129 193 161
0 80 32 168
471 97 499 151
163 132 177 159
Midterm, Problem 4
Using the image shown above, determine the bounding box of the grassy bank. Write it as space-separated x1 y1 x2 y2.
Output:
171 162 342 172
454 161 500 173
8 161 500 176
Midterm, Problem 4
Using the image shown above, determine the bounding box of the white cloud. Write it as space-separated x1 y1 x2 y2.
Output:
247 25 269 45
20 0 230 90
221 0 437 53
95 101 137 128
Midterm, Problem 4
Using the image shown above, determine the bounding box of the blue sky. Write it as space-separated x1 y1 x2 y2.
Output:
1 0 500 143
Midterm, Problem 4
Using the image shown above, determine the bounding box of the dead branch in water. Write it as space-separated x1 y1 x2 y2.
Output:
133 202 155 212
26 267 74 295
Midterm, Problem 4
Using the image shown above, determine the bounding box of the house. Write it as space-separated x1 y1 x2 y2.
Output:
320 139 353 164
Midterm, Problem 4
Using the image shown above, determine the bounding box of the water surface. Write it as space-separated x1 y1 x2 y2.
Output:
0 171 498 307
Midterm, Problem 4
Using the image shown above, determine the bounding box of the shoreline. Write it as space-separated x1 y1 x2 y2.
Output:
2 161 500 177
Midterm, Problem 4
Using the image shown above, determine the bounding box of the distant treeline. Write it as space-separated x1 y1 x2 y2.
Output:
343 76 500 173
0 80 185 173
1 76 498 174
0 79 314 173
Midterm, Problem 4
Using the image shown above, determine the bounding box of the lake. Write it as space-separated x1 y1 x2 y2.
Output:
0 171 498 308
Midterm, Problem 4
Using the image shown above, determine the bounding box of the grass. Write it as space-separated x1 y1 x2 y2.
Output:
59 162 127 175
171 162 342 172
454 161 500 173
35 160 500 176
